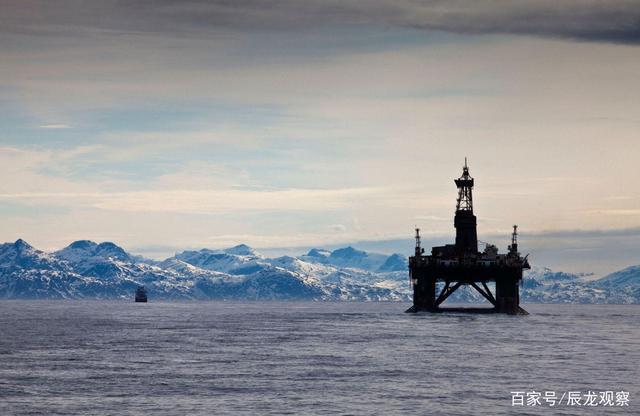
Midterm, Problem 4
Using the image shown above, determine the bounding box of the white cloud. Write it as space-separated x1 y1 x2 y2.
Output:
0 187 378 213
328 224 347 233
39 124 70 129
587 209 640 216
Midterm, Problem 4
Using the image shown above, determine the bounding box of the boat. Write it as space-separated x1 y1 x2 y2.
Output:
135 285 147 302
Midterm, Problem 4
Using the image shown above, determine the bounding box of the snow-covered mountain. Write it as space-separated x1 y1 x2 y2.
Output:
0 239 131 299
0 239 638 303
0 240 409 301
300 246 395 272
519 266 609 304
586 265 640 304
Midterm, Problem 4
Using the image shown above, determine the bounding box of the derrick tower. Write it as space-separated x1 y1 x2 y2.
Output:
454 158 477 254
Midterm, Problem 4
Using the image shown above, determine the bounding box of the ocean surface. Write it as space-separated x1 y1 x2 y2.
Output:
0 301 637 415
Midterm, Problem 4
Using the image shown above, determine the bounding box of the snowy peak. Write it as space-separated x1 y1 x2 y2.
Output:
67 240 98 251
377 254 408 272
0 239 67 272
13 238 35 251
159 257 199 272
329 246 367 260
52 240 136 281
176 244 261 261
594 265 640 286
0 239 40 259
306 248 331 258
223 244 259 257
55 240 98 263
173 245 266 274
56 240 132 263
325 246 389 271
0 239 39 259
301 246 396 272
524 266 579 282
94 242 131 261
270 255 337 276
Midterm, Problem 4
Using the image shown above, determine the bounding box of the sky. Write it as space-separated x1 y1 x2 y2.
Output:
1 1 639 276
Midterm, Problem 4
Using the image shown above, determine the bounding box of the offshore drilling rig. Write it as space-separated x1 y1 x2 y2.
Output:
407 160 530 314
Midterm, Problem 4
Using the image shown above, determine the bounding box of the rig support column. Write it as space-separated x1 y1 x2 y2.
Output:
495 277 520 314
413 271 436 311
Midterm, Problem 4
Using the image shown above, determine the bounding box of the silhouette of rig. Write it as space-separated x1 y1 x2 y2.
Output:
407 160 530 314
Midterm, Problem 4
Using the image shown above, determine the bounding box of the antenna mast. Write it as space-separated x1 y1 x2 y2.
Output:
509 225 518 254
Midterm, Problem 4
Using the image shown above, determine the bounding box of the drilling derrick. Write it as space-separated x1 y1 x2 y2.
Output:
454 158 477 254
407 160 531 315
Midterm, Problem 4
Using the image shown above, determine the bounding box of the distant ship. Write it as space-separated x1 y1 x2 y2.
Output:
135 285 147 302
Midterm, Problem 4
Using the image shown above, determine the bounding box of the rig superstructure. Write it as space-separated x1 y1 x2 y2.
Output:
407 160 530 314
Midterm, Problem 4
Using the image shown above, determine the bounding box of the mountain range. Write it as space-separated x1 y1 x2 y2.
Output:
0 239 638 303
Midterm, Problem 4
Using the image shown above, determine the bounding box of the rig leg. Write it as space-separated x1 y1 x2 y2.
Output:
495 277 521 314
406 272 436 312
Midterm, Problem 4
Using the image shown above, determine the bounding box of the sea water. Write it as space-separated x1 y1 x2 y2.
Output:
0 301 637 415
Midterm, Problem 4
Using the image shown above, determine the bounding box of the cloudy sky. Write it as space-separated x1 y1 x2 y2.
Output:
1 1 639 275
